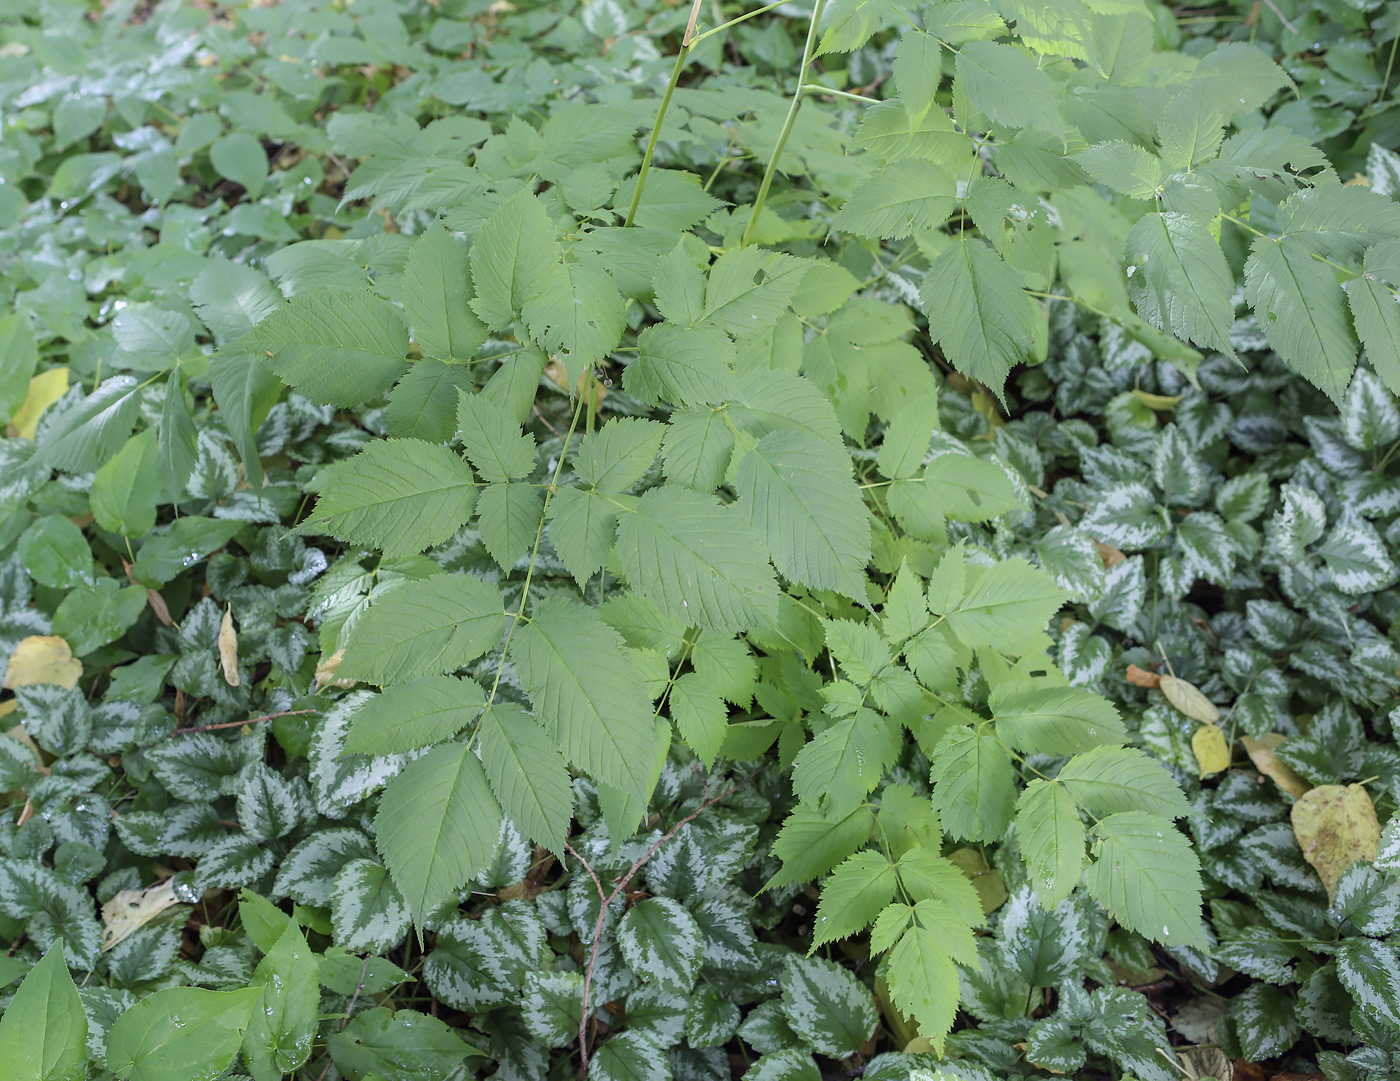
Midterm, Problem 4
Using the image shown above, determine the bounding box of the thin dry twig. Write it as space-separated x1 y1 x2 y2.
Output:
575 764 765 1073
170 708 317 737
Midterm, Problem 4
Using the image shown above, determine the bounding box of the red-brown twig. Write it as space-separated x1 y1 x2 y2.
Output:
575 765 764 1074
170 708 317 737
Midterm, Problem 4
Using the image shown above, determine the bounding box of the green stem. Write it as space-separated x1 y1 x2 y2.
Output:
690 0 791 44
800 82 877 104
740 0 829 247
625 0 705 228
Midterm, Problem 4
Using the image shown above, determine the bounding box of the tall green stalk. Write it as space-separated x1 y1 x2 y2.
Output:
740 0 828 247
625 0 705 228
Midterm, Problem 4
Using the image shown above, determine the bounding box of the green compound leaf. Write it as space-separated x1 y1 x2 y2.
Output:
386 225 488 361
478 701 574 854
469 187 564 332
107 985 262 1081
376 743 503 926
701 248 812 336
834 161 957 240
574 417 667 494
937 558 1063 653
1057 745 1192 821
1125 211 1237 360
735 430 871 599
618 897 703 993
1245 234 1358 404
1016 780 1086 908
511 596 666 804
0 942 87 1081
811 849 897 950
929 728 1016 842
457 390 538 483
954 40 1063 133
1084 811 1208 951
992 684 1127 755
886 922 960 1052
337 574 507 686
344 675 487 756
616 485 780 633
243 288 409 407
920 239 1036 402
297 439 478 556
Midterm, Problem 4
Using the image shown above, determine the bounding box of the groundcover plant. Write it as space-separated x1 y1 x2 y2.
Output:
1 0 1399 1078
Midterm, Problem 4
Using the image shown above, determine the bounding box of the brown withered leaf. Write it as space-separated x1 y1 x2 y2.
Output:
1242 734 1311 798
1093 539 1126 567
1291 783 1380 902
1125 663 1161 689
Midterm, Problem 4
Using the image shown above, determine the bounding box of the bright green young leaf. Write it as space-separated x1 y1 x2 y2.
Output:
0 942 88 1081
769 806 875 888
574 417 667 494
376 742 503 926
107 985 262 1081
298 439 478 556
886 923 960 1052
337 574 506 685
242 923 319 1081
895 849 985 927
1084 811 1207 950
993 685 1126 755
955 40 1063 132
1016 780 1086 908
208 353 280 489
477 701 574 853
811 849 897 950
929 727 1016 842
939 558 1063 652
90 429 160 537
817 0 899 56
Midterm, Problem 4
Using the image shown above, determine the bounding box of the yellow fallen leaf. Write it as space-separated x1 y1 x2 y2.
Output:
1242 734 1311 799
101 879 183 951
7 367 69 440
1290 783 1380 902
3 635 83 690
0 701 13 721
1178 1047 1232 1081
218 605 240 687
1159 674 1220 724
1192 724 1231 776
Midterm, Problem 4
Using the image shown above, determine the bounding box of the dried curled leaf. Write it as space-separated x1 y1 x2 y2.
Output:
218 605 240 687
1093 539 1126 567
1192 724 1230 776
1290 783 1380 901
1242 733 1311 798
101 879 183 951
3 635 83 690
313 647 357 690
1159 673 1220 724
